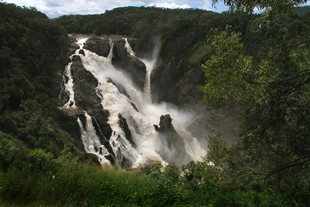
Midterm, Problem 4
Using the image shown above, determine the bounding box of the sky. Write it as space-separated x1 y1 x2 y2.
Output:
2 0 310 19
1 0 230 18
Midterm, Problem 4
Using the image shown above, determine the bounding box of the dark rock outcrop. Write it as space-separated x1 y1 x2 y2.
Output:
151 41 241 146
84 38 111 57
69 55 115 162
155 114 191 168
117 114 136 148
49 39 83 152
84 37 147 91
79 49 85 56
112 39 146 91
68 42 79 56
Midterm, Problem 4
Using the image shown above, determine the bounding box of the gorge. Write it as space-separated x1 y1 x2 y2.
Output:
59 36 213 168
1 3 309 206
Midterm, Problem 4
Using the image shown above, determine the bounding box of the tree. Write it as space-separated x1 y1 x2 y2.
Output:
202 13 310 184
212 0 308 16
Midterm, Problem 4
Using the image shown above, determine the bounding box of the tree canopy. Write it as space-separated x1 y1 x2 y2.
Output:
202 0 310 199
212 0 308 16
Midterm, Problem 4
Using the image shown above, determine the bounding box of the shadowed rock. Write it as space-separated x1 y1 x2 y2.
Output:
67 58 115 162
85 37 147 91
84 38 111 57
118 113 136 148
155 114 191 168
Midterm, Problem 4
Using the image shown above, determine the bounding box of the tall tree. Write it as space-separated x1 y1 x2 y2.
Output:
203 0 310 185
212 0 308 16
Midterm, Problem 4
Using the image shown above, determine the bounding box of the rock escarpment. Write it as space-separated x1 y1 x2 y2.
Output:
155 114 191 168
84 37 147 91
151 39 241 146
59 37 147 166
69 54 115 163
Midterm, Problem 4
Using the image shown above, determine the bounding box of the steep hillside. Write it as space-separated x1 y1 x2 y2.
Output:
0 3 95 167
1 3 310 207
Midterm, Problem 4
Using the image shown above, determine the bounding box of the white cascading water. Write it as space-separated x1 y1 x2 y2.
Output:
77 111 112 165
107 38 114 63
61 37 88 108
62 62 75 108
61 36 206 167
124 38 135 56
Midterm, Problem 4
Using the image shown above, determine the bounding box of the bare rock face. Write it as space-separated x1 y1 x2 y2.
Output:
150 46 241 146
112 39 146 90
155 114 191 168
84 37 147 91
84 38 111 57
117 113 136 148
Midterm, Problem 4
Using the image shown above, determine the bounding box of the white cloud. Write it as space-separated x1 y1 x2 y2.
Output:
201 1 212 10
3 0 216 18
148 0 191 9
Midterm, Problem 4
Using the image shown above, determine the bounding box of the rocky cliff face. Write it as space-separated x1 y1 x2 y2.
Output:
84 37 147 91
68 54 115 163
154 114 191 168
151 40 241 146
59 35 241 167
59 36 161 166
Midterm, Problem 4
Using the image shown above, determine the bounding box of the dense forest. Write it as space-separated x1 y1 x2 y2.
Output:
0 1 310 206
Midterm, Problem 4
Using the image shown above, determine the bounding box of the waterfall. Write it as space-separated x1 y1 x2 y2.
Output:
61 36 206 168
80 49 166 167
62 61 75 108
141 59 156 104
77 111 111 165
124 38 135 56
108 38 114 63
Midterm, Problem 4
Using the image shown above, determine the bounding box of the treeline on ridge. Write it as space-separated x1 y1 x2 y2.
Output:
0 2 91 171
1 2 310 206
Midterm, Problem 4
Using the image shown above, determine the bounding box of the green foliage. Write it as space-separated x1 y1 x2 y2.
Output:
202 6 310 206
0 152 309 206
295 5 310 16
202 27 254 107
182 161 205 189
0 2 309 207
0 132 28 170
11 149 57 173
0 3 84 165
212 0 308 17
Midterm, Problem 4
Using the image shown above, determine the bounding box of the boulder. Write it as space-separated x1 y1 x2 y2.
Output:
112 39 146 91
84 38 111 57
117 113 136 148
155 114 191 168
68 42 79 56
79 49 85 56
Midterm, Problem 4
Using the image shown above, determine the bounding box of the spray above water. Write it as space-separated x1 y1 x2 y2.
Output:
60 36 206 168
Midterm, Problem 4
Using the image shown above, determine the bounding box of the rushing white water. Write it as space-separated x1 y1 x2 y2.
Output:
61 37 88 108
77 111 111 165
142 59 156 104
80 49 167 167
108 38 114 63
62 62 75 108
124 38 135 56
76 37 88 49
61 36 206 167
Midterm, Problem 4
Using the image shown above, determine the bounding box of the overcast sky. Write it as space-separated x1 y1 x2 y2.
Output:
2 0 310 19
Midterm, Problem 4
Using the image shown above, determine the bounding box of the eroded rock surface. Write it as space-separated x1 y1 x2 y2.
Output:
84 37 147 91
155 114 191 168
